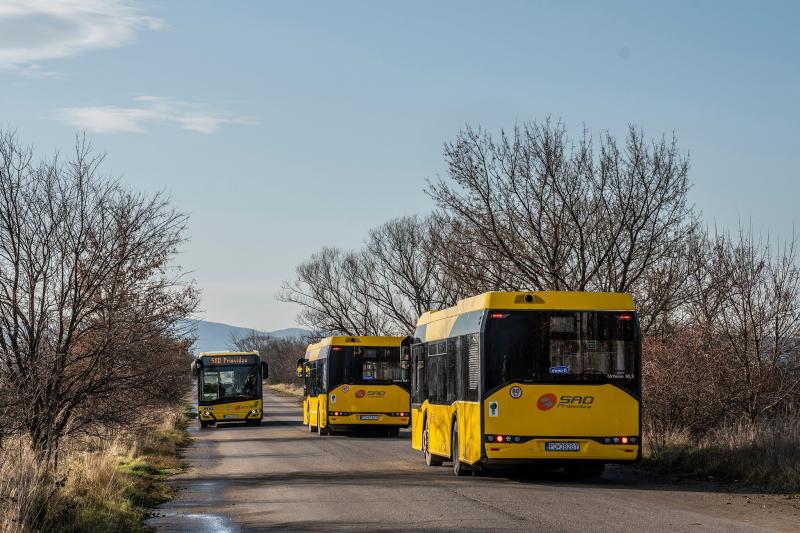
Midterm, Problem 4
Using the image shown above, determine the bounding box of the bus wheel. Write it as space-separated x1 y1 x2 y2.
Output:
566 462 605 479
200 421 209 429
423 417 443 467
451 421 469 476
247 419 261 426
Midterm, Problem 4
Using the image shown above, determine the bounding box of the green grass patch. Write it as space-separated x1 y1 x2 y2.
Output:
37 406 193 532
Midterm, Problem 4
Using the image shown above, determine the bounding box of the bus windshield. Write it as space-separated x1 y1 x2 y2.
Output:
200 364 260 403
329 346 404 387
484 311 639 391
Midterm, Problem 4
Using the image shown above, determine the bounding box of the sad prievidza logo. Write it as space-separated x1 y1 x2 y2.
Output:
537 393 595 410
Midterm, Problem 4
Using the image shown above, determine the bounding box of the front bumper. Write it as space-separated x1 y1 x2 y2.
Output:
198 409 262 422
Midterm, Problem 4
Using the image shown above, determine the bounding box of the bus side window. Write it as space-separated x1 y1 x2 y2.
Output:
446 338 458 404
308 362 317 397
315 361 321 396
426 343 447 405
411 343 426 404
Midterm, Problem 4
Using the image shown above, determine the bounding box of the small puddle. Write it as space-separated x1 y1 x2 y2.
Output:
148 511 237 532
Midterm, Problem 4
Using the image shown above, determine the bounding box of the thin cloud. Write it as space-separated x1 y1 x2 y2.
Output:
0 0 163 70
55 96 255 134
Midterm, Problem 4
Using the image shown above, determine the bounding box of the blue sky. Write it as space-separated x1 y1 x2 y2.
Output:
1 1 798 330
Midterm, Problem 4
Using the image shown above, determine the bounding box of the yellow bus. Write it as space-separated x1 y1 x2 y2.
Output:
298 336 410 436
409 291 641 477
191 351 268 428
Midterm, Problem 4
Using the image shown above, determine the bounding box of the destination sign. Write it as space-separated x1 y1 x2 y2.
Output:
206 355 256 365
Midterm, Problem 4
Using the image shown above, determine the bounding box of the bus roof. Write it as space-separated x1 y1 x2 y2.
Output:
198 350 259 358
417 291 635 328
304 336 404 361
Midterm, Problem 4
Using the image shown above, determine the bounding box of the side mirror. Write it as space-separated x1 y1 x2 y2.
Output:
191 358 202 377
261 361 269 380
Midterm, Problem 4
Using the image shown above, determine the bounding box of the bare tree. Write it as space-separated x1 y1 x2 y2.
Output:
644 226 800 435
279 247 388 336
690 228 800 420
362 215 459 333
0 131 197 463
281 216 462 336
427 120 697 332
231 332 308 384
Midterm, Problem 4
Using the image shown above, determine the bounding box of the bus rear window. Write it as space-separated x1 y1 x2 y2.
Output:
328 347 404 386
484 311 639 391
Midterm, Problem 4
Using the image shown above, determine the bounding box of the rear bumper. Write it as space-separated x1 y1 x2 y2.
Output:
477 458 638 470
485 439 639 462
328 413 409 427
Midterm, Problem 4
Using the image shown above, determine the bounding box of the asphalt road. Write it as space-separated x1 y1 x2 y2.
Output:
148 390 800 532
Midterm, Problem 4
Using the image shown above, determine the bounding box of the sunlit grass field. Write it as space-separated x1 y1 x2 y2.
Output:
0 405 192 532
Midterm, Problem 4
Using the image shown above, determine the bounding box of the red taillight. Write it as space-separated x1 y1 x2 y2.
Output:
621 436 629 444
617 314 633 321
490 313 508 319
332 346 342 351
496 435 504 442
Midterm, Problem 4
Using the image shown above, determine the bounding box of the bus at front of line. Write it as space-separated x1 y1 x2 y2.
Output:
191 351 268 428
410 291 641 477
298 336 410 436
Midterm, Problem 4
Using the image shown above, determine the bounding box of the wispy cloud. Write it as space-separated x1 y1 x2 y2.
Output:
0 0 162 70
55 96 255 134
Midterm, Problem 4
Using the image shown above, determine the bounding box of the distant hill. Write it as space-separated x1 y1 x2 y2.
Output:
182 319 310 354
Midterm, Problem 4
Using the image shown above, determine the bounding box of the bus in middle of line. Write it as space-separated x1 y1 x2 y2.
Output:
298 336 410 436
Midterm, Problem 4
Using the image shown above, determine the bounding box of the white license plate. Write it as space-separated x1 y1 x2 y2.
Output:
360 415 379 420
224 414 239 419
545 441 580 452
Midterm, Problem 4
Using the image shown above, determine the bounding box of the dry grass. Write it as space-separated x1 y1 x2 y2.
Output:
643 416 800 493
267 382 304 399
0 405 191 533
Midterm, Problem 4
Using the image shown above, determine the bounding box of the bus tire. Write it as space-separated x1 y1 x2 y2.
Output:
423 416 443 467
247 419 261 426
566 462 605 479
200 421 209 429
451 420 469 476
